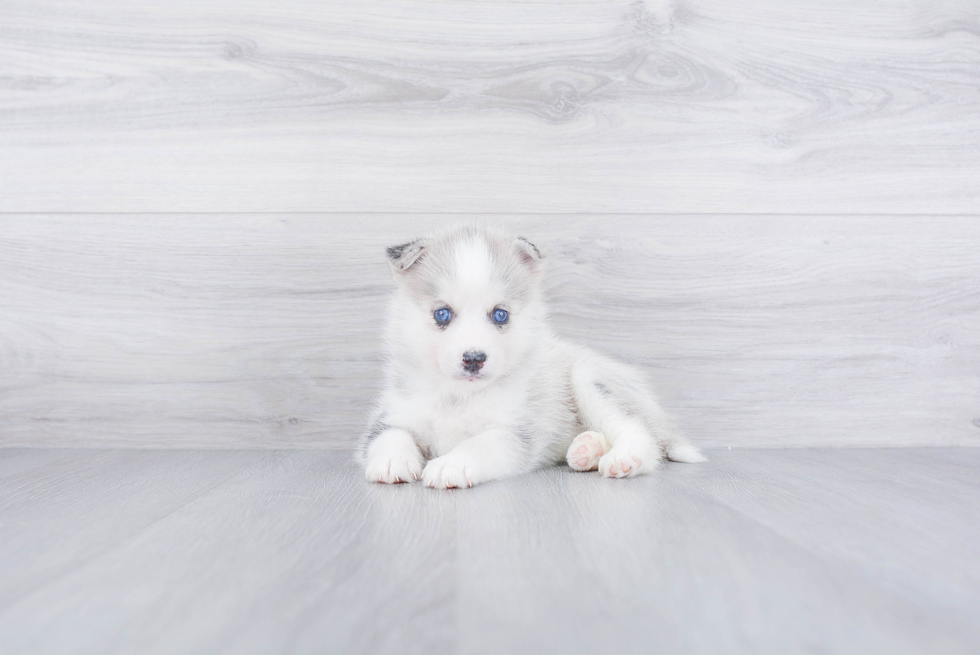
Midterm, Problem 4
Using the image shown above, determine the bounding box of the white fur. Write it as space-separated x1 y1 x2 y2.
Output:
359 224 704 489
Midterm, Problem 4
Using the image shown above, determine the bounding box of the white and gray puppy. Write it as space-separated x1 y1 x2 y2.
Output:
359 223 704 489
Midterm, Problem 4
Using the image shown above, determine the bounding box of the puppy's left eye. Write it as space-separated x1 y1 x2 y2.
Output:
492 308 509 325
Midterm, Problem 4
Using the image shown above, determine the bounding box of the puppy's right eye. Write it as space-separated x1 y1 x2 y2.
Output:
434 308 452 325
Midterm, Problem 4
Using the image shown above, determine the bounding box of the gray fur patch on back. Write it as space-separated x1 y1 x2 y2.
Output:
592 381 640 417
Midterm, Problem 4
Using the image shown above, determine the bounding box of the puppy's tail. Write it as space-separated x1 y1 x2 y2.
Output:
665 443 707 463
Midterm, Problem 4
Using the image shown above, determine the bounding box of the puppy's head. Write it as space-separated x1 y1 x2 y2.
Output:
385 224 545 388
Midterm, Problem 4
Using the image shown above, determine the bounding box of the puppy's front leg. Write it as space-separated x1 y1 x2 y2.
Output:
422 428 523 489
364 427 425 484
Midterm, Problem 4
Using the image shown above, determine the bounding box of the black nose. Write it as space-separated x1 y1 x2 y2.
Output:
462 350 486 372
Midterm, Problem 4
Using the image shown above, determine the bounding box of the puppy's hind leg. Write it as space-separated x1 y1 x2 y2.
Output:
571 357 703 478
594 417 662 479
570 380 659 478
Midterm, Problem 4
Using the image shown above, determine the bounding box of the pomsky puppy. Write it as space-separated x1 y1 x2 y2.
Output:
359 223 704 489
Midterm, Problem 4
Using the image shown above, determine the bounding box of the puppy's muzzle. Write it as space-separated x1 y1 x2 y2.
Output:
462 350 486 374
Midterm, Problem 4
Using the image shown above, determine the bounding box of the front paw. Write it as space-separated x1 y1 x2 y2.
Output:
422 454 476 489
365 452 424 484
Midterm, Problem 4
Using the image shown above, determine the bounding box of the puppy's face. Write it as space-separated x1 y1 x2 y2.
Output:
386 227 544 388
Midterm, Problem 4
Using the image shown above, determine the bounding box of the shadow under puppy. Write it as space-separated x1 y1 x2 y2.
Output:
359 223 704 489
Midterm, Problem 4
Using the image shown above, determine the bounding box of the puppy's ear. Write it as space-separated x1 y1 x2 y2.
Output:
515 236 543 271
386 239 426 274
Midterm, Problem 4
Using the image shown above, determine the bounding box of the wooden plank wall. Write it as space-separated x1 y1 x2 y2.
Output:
1 0 979 213
2 216 978 448
1 0 978 448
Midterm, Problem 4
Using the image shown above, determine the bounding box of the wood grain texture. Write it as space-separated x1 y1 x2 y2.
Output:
0 449 266 608
2 214 978 449
0 449 456 655
1 0 979 213
0 448 977 654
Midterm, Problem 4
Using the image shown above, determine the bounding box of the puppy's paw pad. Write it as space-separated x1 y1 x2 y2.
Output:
365 455 423 484
422 456 475 490
598 449 653 479
566 431 609 472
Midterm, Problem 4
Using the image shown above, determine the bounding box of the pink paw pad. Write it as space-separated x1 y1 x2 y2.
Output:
598 451 647 479
566 431 611 472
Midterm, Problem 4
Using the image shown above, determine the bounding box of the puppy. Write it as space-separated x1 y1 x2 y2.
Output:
359 223 704 489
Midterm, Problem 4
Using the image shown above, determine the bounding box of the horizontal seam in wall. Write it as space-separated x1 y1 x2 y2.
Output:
1 212 978 217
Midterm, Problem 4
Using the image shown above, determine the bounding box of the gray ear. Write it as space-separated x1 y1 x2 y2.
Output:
515 236 543 269
386 239 426 273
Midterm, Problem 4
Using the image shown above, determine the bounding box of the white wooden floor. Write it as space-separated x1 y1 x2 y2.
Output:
0 447 977 654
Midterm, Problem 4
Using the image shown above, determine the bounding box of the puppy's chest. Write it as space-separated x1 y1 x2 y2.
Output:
429 410 491 442
395 388 523 453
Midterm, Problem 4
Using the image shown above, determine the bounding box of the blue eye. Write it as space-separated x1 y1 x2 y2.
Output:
492 308 509 325
434 308 452 324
